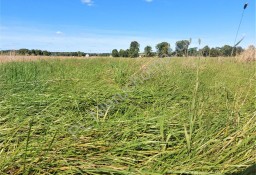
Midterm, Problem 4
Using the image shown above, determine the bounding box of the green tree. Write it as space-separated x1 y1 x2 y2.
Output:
220 45 233 56
77 51 84 57
175 40 190 57
30 49 36 55
125 49 130 57
144 46 153 57
112 49 119 57
43 50 51 56
188 47 198 56
209 48 220 57
119 49 125 57
234 46 244 56
18 49 30 55
129 41 140 58
35 49 43 56
201 46 210 57
119 49 129 57
156 42 170 57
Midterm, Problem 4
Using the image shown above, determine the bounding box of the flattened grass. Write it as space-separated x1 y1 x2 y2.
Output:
0 58 255 174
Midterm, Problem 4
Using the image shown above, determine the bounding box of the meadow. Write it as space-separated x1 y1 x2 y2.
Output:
0 57 255 175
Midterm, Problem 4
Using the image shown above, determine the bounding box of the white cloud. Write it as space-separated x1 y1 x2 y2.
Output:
81 0 94 6
145 0 153 2
56 31 63 35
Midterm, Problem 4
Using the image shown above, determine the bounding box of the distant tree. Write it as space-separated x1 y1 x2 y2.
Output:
30 49 36 55
234 46 244 56
72 52 78 56
119 49 125 57
129 41 140 58
175 40 190 57
201 46 210 57
220 45 233 56
18 49 30 55
34 49 43 56
77 51 81 57
144 46 153 57
188 47 198 56
156 42 170 57
209 48 220 57
185 38 192 57
119 49 129 57
125 49 130 57
112 49 119 57
43 50 51 56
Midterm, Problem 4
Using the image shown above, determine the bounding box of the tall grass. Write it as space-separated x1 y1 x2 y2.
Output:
0 57 255 174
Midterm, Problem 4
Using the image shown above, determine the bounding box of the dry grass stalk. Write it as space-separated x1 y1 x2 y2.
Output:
238 45 256 62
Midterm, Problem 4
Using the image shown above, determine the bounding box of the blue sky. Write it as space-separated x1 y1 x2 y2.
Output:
0 0 255 52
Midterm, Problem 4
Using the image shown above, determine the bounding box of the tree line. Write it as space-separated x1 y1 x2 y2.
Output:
112 40 244 58
1 40 244 58
0 49 110 57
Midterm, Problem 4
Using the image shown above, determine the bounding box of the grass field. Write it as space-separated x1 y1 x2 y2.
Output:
0 57 255 175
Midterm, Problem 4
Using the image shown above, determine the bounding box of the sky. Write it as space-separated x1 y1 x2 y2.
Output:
0 0 255 53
